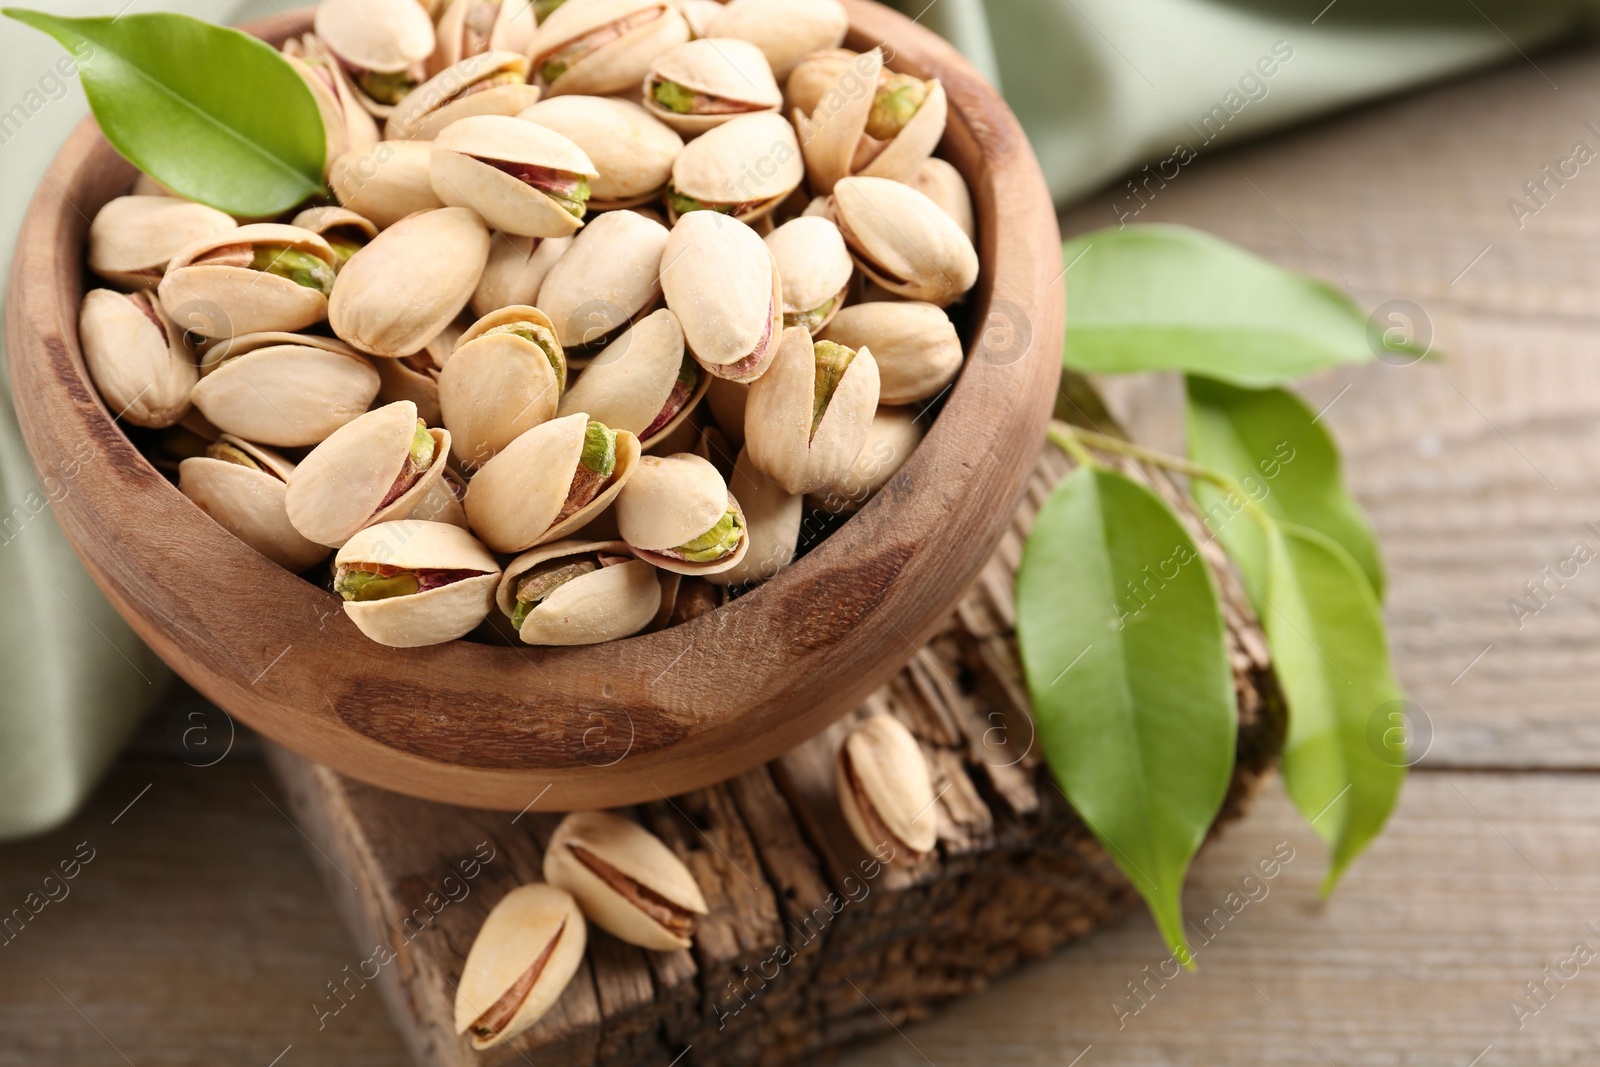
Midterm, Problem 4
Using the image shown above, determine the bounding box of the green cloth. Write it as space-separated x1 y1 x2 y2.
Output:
0 0 1589 838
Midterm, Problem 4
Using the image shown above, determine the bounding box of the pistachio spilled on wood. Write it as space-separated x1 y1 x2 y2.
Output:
836 714 939 866
545 811 709 950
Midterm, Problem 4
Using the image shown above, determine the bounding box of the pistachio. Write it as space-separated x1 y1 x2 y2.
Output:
388 50 541 140
836 714 938 867
642 37 781 135
793 48 947 193
191 332 380 447
429 0 537 75
179 436 330 571
707 447 800 587
666 112 802 224
329 207 490 357
865 72 928 141
463 411 640 553
290 206 377 270
905 156 975 242
829 176 978 308
430 114 598 237
438 305 568 468
516 96 682 210
471 233 573 319
657 572 722 628
408 465 471 529
535 209 667 353
703 375 748 447
544 811 708 950
374 347 445 426
497 539 660 644
615 452 749 575
87 195 236 290
333 520 500 645
313 0 437 115
818 300 962 405
659 211 783 382
329 140 446 229
282 35 382 171
455 884 587 1050
557 309 707 449
78 289 196 429
745 328 879 495
284 400 451 547
705 0 847 80
764 215 851 335
807 405 923 515
527 0 690 97
157 224 339 338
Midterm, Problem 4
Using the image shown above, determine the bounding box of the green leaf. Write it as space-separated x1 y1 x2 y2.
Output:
1186 376 1385 598
1061 225 1423 386
1256 523 1406 895
1017 467 1237 965
4 9 325 216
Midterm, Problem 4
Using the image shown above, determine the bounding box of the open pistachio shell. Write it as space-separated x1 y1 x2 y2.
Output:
794 49 947 192
557 308 706 448
818 300 961 405
454 884 587 1050
191 332 380 447
642 37 781 135
330 207 490 357
807 405 923 515
289 206 378 271
907 156 975 242
79 289 196 429
408 465 471 530
439 305 567 468
388 51 541 140
837 713 938 865
708 447 800 587
536 209 667 351
430 0 537 75
471 233 572 318
464 412 641 553
527 0 690 98
88 196 237 290
157 224 337 339
667 111 802 223
179 436 330 572
314 0 436 116
703 375 748 446
517 96 681 209
430 114 598 238
659 210 782 382
329 140 446 229
745 327 879 494
830 176 978 308
764 216 851 334
334 520 500 646
282 37 382 173
285 401 451 547
544 811 708 950
615 452 749 575
707 0 847 80
496 539 661 645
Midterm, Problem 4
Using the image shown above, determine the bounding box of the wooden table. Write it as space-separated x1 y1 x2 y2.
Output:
4 43 1600 1067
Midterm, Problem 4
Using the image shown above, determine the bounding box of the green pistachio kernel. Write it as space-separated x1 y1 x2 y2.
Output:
580 421 618 476
544 176 590 220
409 419 436 469
539 58 569 84
358 69 416 105
510 559 599 628
205 442 261 470
811 340 856 436
665 186 735 218
251 245 335 296
866 73 928 141
533 0 567 18
484 321 567 392
677 354 699 386
652 79 698 114
336 568 421 602
784 296 836 333
675 509 742 563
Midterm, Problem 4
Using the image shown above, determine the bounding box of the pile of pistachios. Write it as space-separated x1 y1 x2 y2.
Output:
78 0 979 649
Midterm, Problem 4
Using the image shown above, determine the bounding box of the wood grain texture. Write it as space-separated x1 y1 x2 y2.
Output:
0 1 1065 811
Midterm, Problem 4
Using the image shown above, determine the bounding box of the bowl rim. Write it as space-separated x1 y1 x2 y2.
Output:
3 0 1063 812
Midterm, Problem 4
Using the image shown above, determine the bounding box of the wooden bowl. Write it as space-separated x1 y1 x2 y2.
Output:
4 1 1062 811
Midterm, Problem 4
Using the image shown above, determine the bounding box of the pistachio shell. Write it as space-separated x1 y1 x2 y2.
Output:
857 79 947 183
88 196 237 289
290 206 378 252
783 48 856 117
615 452 749 575
431 114 597 238
316 0 436 74
438 305 566 468
285 401 451 547
557 309 706 448
408 466 471 529
387 51 541 140
191 332 380 447
703 375 747 446
329 207 490 357
516 96 682 209
807 405 923 515
707 447 799 587
329 140 446 229
837 714 938 865
528 0 690 98
537 209 667 349
282 41 382 172
794 49 946 192
544 811 708 950
706 0 847 80
818 300 961 405
179 436 330 572
79 289 196 429
374 352 443 426
463 412 641 552
668 111 802 222
430 0 537 74
454 884 586 1050
157 224 337 339
335 520 500 646
764 216 851 334
745 328 879 494
659 211 782 382
471 233 572 318
905 156 974 242
831 176 978 308
642 37 780 135
497 539 661 644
